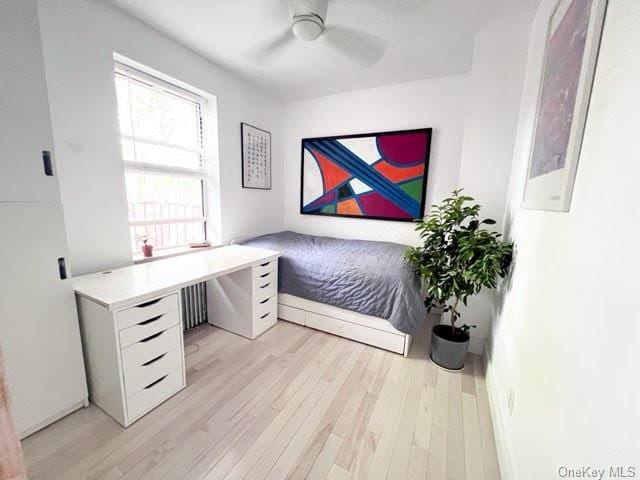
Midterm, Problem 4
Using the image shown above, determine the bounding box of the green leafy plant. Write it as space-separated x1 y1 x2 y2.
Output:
405 190 513 338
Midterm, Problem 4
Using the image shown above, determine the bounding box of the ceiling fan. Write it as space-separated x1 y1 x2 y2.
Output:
251 0 388 66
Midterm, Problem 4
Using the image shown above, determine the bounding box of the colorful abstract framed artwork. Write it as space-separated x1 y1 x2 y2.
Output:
523 0 607 211
300 128 431 222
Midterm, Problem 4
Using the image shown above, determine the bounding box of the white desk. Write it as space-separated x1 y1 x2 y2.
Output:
73 245 280 427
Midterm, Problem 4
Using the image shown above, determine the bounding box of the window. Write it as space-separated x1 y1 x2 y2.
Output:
114 64 207 254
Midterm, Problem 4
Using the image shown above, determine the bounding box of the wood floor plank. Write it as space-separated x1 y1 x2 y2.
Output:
221 338 344 480
286 345 375 480
406 444 428 480
306 433 343 480
366 355 403 435
413 384 436 451
201 336 341 480
264 344 364 480
365 358 412 480
177 337 333 479
77 324 306 480
115 354 282 478
21 324 499 480
463 392 485 480
246 342 360 478
447 368 466 480
115 327 310 478
426 367 450 479
347 428 377 479
472 355 500 480
199 408 279 480
387 361 424 480
333 391 376 471
327 464 350 480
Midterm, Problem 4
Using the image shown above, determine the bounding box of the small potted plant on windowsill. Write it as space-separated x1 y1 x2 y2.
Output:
405 190 513 370
140 235 154 258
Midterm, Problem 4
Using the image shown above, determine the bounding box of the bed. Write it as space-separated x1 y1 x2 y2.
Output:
238 231 427 356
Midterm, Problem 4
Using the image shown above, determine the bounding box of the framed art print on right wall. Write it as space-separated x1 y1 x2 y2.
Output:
523 0 607 211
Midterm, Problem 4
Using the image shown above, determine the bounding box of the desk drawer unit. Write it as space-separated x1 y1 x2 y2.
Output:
118 310 180 348
77 292 185 427
250 260 277 336
117 294 179 330
207 258 278 340
123 347 181 396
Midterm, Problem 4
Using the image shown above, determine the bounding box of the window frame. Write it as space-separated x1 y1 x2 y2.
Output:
114 62 208 253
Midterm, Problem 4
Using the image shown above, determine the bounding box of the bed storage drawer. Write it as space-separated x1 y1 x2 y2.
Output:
123 348 182 397
278 304 306 326
121 325 182 371
306 312 406 354
118 310 180 348
126 368 183 422
117 293 179 330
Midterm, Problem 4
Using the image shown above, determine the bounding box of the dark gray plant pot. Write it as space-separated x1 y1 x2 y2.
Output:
430 325 470 371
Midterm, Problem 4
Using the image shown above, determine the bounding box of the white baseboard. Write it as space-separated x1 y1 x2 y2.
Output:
483 340 516 480
469 335 484 355
19 399 88 439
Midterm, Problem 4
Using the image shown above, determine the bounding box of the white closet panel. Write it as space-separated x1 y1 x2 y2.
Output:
0 0 60 203
0 203 87 437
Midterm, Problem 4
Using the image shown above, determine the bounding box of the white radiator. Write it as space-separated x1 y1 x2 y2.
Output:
181 282 208 330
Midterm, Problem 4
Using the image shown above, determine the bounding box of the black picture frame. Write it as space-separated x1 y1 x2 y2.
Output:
300 127 432 222
241 122 272 190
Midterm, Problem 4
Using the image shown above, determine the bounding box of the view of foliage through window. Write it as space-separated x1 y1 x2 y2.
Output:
115 67 206 253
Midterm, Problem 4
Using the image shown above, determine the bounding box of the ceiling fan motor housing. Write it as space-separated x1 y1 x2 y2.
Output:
292 14 324 41
288 0 328 41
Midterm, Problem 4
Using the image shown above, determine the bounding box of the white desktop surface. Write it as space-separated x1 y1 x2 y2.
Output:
73 245 280 311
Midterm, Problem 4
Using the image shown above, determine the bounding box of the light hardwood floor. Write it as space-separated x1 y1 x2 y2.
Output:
21 319 500 480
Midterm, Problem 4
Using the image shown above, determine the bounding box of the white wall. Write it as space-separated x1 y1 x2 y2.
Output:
486 0 640 478
282 75 468 246
455 20 532 355
282 20 532 353
36 0 284 275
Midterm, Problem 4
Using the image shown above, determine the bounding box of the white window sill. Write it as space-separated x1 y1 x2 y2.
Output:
133 245 217 264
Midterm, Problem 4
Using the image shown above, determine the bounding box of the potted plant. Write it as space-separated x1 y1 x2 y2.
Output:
405 190 513 370
140 235 153 258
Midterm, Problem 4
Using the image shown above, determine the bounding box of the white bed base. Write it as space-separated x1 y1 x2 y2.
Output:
277 293 412 357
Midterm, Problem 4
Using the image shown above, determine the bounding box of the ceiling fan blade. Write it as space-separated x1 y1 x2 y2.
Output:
323 25 387 66
246 29 296 61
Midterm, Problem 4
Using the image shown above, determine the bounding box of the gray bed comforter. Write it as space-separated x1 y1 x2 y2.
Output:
238 231 426 336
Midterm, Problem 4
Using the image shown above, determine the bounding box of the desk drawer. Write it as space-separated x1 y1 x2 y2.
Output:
254 300 277 336
253 277 277 304
253 260 276 279
117 293 179 330
123 348 181 397
255 295 276 319
122 325 181 371
126 368 183 422
119 310 180 348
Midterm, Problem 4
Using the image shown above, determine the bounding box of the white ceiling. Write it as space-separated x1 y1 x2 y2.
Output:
107 0 538 101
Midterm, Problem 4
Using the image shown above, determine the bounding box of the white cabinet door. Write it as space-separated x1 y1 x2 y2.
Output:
0 0 61 203
0 203 87 437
